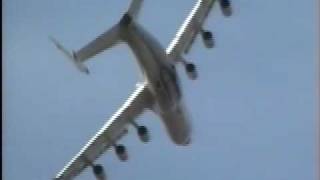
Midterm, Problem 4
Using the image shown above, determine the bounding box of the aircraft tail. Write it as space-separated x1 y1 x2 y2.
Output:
127 0 144 19
50 1 144 72
119 0 144 26
49 36 90 74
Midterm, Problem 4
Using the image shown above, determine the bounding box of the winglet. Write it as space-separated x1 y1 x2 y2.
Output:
49 36 90 74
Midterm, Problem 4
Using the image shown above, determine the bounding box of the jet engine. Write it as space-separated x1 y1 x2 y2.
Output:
115 144 128 161
137 126 150 143
185 63 198 80
201 30 214 48
92 164 107 180
219 0 232 17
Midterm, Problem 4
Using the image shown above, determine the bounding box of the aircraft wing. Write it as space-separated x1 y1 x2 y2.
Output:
54 82 153 180
166 0 217 58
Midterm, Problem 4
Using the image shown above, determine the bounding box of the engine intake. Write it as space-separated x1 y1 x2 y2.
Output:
115 144 128 161
137 126 150 143
219 0 232 17
201 31 214 48
185 63 198 80
92 164 106 180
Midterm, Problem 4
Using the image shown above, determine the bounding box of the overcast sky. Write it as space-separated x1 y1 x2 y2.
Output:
3 0 318 180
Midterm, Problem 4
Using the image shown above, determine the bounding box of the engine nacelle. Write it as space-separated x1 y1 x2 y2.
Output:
92 164 107 180
185 63 198 80
115 145 128 161
219 0 232 17
137 126 150 143
201 31 214 48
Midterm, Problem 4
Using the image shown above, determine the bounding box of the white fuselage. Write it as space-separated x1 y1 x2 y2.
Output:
120 20 191 145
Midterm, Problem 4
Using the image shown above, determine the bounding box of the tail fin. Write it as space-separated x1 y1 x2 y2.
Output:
127 0 144 19
49 36 90 74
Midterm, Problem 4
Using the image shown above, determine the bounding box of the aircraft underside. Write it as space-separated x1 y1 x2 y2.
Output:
51 0 233 179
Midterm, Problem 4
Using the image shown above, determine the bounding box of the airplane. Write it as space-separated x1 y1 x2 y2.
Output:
51 0 232 179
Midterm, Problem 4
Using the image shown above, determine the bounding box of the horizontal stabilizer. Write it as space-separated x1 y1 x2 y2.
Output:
127 0 143 19
49 36 90 74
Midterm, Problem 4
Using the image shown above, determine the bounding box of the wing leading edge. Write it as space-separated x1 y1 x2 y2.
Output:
167 0 232 58
166 0 216 58
54 82 153 180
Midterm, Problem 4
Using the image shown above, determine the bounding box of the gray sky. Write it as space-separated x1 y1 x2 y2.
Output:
3 0 318 180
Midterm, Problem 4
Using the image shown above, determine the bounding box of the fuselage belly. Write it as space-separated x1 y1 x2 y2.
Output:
121 21 191 145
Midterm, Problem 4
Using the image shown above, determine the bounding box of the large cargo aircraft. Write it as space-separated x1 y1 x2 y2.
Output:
51 0 232 179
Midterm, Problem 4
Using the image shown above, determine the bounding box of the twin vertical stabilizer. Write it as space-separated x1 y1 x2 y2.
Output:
50 0 144 74
49 37 90 74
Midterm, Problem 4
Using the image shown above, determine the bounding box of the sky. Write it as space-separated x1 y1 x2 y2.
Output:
3 0 318 180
